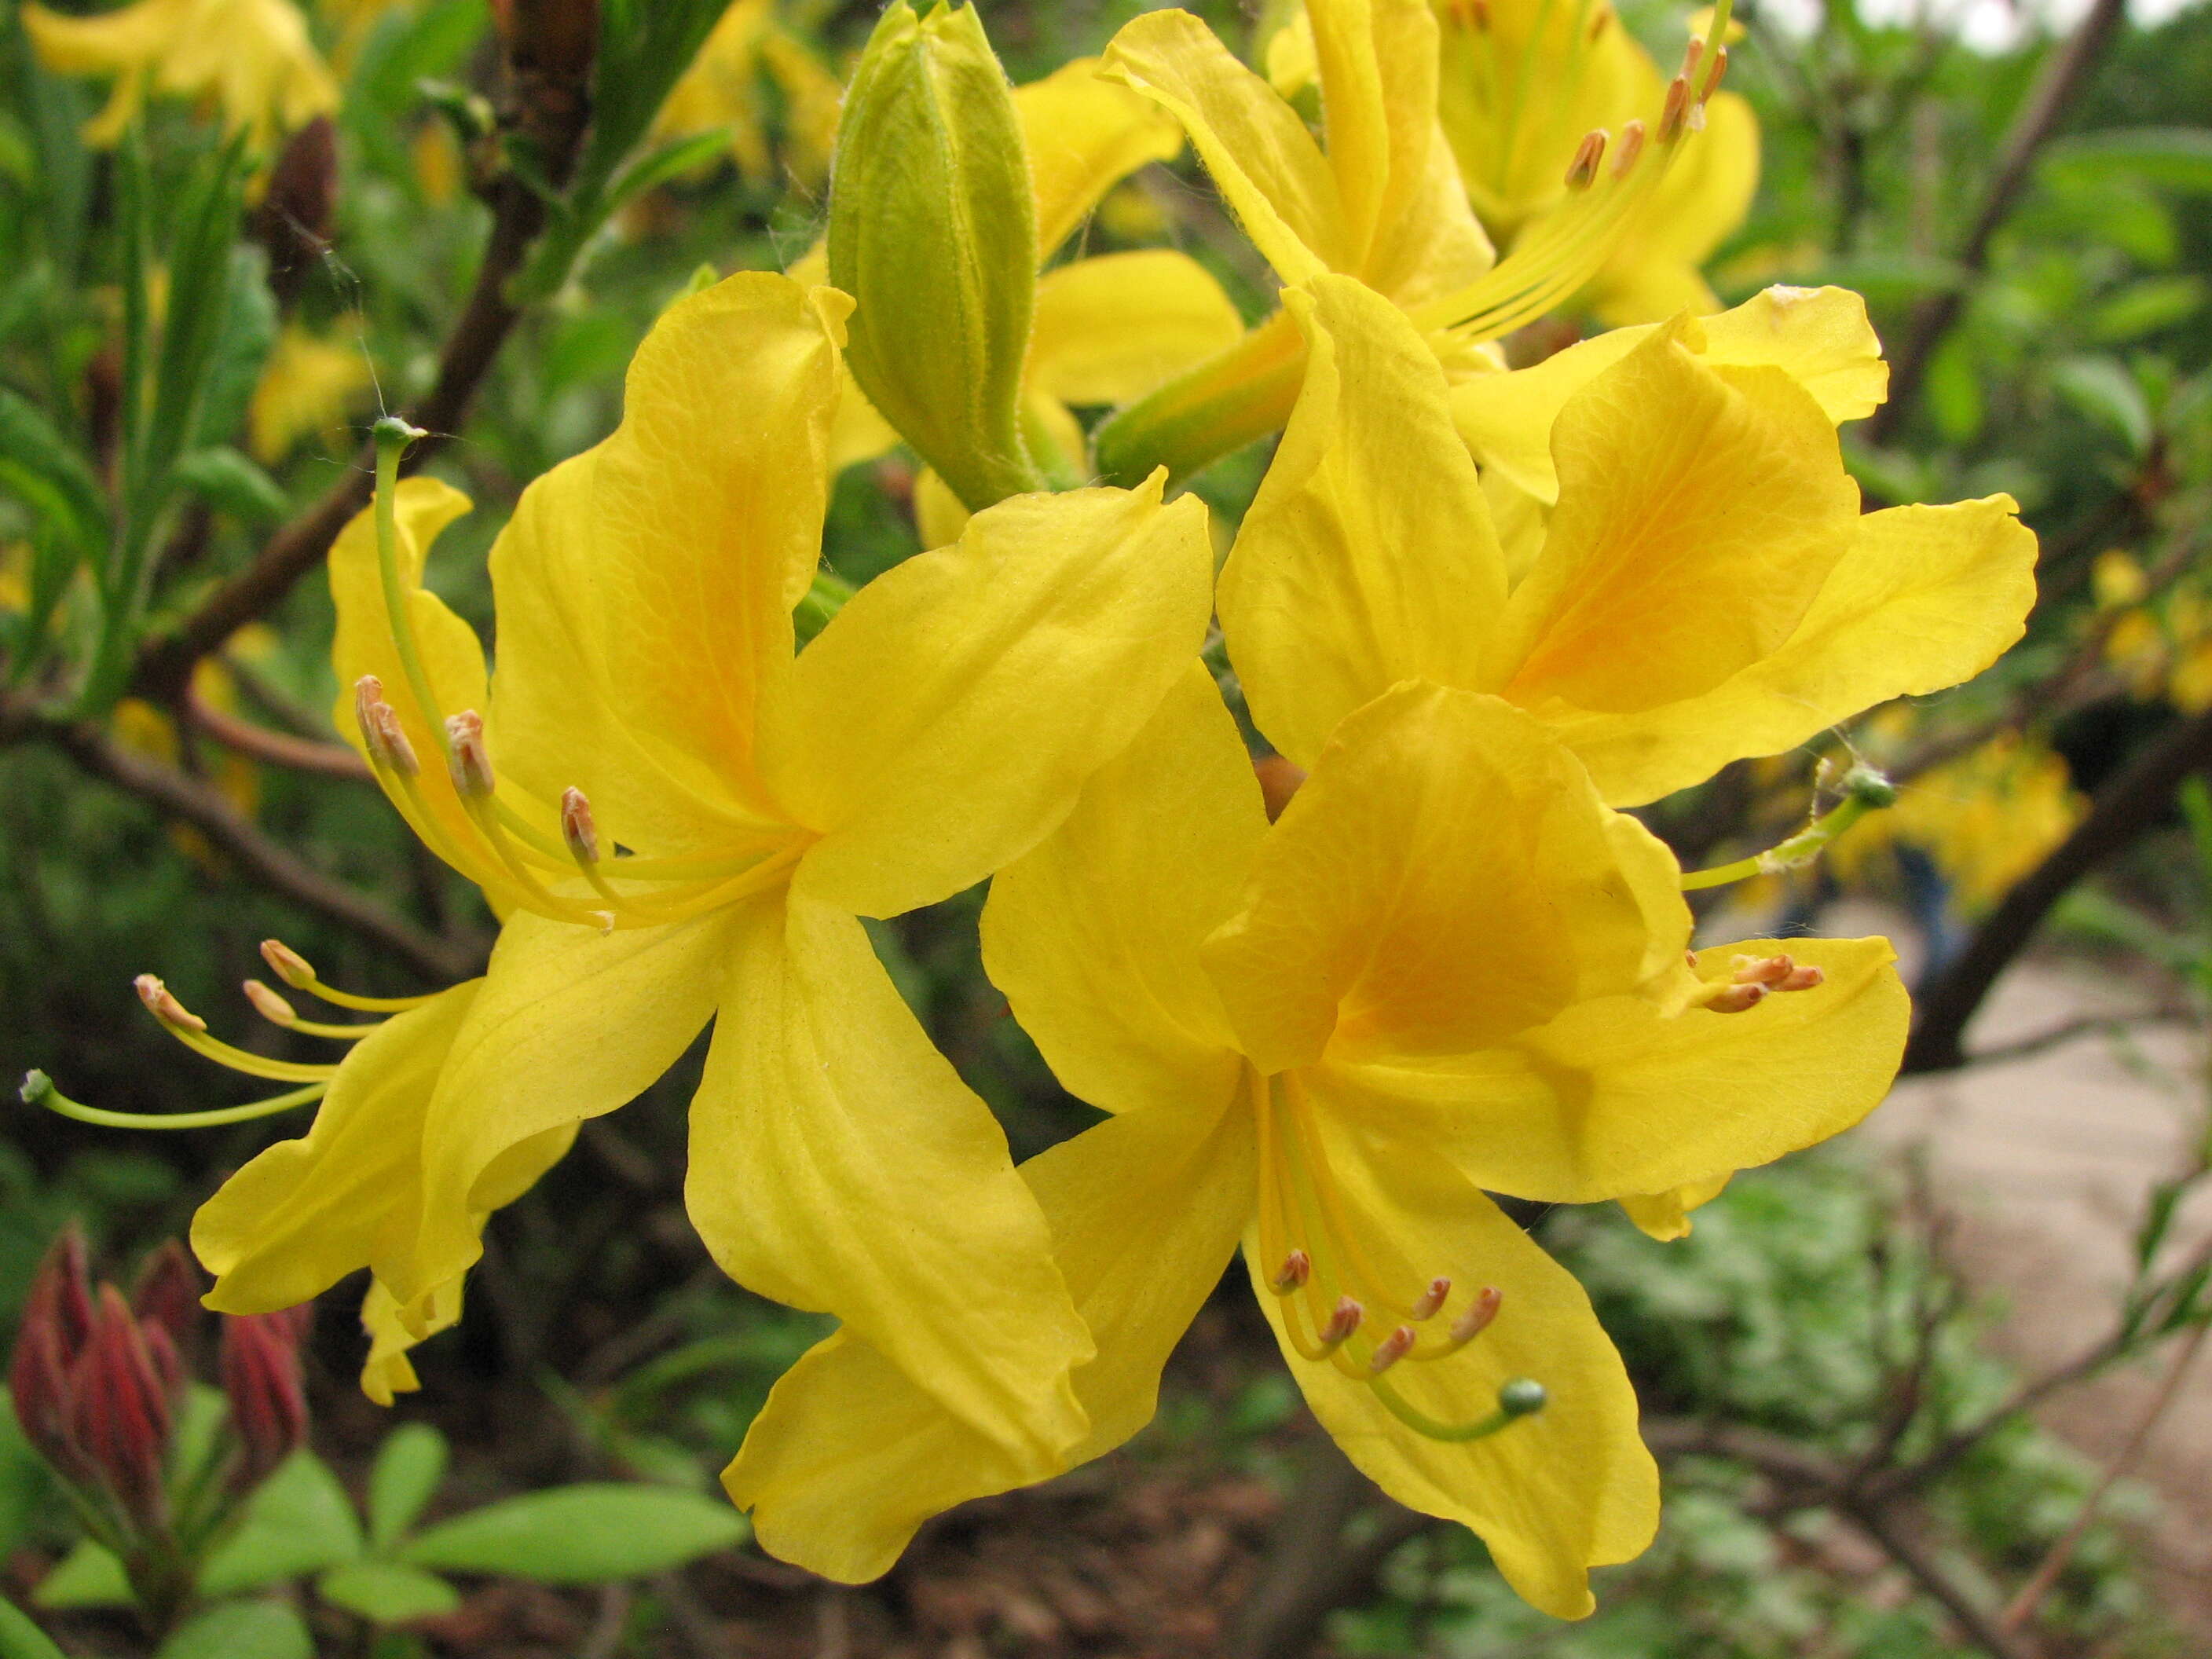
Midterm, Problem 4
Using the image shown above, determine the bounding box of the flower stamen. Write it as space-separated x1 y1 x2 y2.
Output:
259 939 434 1013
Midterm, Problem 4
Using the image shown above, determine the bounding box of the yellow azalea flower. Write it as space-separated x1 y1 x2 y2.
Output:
727 671 1908 1614
1089 0 1735 484
805 54 1245 537
248 324 372 463
1428 0 1758 323
1830 734 2083 911
1217 273 2038 808
184 273 1218 1472
654 0 844 191
24 0 339 153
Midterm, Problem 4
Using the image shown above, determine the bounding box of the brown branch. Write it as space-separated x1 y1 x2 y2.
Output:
46 720 479 983
183 687 372 781
1998 1318 2210 1632
1841 1495 2042 1659
1867 0 2131 443
129 13 598 705
1902 700 2212 1072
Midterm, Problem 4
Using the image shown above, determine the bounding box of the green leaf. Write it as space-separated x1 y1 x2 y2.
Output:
199 1451 365 1597
400 1484 745 1584
367 1423 449 1550
172 447 288 524
0 386 107 550
31 1542 129 1610
2042 127 2212 195
2089 275 2207 344
0 1598 66 1659
155 1600 313 1659
191 247 279 458
2051 355 2153 456
0 1393 53 1562
317 1561 461 1625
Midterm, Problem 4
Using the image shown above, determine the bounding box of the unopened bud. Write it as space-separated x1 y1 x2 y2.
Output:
1564 129 1607 191
1319 1297 1363 1350
135 975 205 1032
9 1229 95 1482
1612 119 1646 178
1778 964 1826 993
1271 1249 1311 1293
1452 1284 1503 1343
130 1242 202 1401
560 787 600 864
261 939 317 988
444 710 495 797
220 1311 309 1492
1368 1324 1417 1374
75 1287 173 1523
1705 981 1767 1014
1412 1276 1451 1320
830 1 1042 511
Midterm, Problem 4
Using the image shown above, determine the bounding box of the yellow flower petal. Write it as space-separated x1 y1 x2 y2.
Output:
1220 276 1506 770
1618 1172 1731 1242
770 477 1214 918
1358 109 1496 308
397 909 739 1307
1496 325 1860 714
1343 936 1906 1203
1451 286 1888 505
486 273 851 848
1103 9 1342 283
1547 495 2037 806
690 892 1093 1463
359 1273 453 1405
981 663 1262 1119
1203 685 1677 1073
1027 251 1246 409
193 982 481 1313
1246 1098 1657 1619
727 1097 1253 1581
1017 57 1186 257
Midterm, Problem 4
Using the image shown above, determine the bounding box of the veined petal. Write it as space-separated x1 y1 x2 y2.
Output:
1451 287 1887 506
1496 327 1861 713
1587 91 1760 328
1547 495 2037 806
1340 936 1906 1203
1359 115 1496 309
1019 57 1186 257
397 909 737 1306
981 663 1262 1119
727 1097 1253 1582
1103 9 1342 282
488 273 851 844
1203 686 1677 1074
1249 1097 1657 1619
193 982 481 1314
1221 276 1505 770
1028 251 1246 408
771 478 1214 919
690 893 1091 1463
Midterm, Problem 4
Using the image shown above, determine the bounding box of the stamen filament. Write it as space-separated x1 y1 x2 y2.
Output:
24 1069 326 1130
1679 764 1895 891
261 940 435 1013
243 980 380 1042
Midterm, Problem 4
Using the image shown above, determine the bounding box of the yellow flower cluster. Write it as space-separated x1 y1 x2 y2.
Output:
41 0 2043 1623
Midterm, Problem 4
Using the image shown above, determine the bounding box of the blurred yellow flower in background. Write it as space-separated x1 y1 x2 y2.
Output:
247 324 373 463
654 0 844 192
23 0 339 152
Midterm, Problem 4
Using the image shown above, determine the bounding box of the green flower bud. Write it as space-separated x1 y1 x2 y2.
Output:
829 2 1041 512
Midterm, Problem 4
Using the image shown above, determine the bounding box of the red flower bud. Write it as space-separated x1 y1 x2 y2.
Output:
9 1229 96 1483
130 1242 202 1404
72 1287 173 1526
220 1311 310 1492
